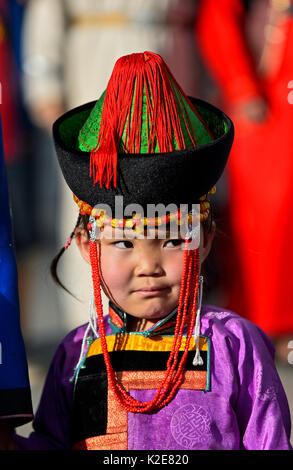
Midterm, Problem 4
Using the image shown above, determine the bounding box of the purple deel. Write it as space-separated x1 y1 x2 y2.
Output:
14 305 292 450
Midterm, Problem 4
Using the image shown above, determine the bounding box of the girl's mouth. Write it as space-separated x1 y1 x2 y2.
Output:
134 286 169 297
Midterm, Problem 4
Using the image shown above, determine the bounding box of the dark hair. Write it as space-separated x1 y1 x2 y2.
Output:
50 205 214 294
50 213 88 294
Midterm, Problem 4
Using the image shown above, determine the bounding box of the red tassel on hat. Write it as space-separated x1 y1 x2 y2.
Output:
90 51 205 189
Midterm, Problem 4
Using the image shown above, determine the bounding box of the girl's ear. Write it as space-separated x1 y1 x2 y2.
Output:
74 227 90 264
201 221 216 264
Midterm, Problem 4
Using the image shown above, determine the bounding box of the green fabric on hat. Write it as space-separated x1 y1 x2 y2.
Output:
77 90 106 152
78 80 214 154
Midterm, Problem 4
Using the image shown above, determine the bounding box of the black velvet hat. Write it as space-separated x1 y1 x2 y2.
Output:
52 52 234 218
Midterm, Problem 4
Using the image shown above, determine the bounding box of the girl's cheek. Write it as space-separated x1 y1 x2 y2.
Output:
100 250 133 289
165 251 184 284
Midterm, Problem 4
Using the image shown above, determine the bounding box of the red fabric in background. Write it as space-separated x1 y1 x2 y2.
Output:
196 0 293 337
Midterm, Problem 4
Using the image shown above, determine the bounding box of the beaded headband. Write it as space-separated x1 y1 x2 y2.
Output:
73 186 215 233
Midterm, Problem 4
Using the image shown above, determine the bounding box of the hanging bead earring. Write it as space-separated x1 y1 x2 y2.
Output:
193 275 204 366
64 236 72 250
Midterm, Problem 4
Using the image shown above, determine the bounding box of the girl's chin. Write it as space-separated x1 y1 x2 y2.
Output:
124 300 178 321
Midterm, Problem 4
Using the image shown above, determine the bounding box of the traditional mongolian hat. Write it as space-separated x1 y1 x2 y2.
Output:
53 51 234 413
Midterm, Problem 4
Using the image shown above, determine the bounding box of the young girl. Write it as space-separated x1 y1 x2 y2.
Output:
11 52 292 450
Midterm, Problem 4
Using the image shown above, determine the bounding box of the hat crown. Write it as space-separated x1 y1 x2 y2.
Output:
78 52 214 188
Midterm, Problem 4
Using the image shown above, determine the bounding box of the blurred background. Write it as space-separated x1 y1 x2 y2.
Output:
1 0 292 443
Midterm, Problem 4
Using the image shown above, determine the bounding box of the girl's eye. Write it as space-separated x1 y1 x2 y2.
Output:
113 240 133 249
164 239 184 248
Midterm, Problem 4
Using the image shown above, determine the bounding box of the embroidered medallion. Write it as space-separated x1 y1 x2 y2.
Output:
170 404 212 448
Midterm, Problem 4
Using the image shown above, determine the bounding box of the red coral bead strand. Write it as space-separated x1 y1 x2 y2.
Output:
89 238 200 412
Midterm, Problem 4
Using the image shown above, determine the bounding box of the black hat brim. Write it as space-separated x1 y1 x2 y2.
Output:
53 97 234 212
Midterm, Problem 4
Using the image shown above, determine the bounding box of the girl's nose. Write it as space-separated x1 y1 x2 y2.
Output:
134 248 164 277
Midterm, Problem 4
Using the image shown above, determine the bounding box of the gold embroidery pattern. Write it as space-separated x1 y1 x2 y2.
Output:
87 334 208 357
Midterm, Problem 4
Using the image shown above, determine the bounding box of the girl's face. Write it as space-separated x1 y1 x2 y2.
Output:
76 224 214 330
100 226 186 325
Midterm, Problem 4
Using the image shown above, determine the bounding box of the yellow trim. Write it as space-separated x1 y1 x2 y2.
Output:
73 193 210 224
70 13 131 28
87 334 208 357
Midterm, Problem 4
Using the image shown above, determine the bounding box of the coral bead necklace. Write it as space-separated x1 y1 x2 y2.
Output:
89 231 200 413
